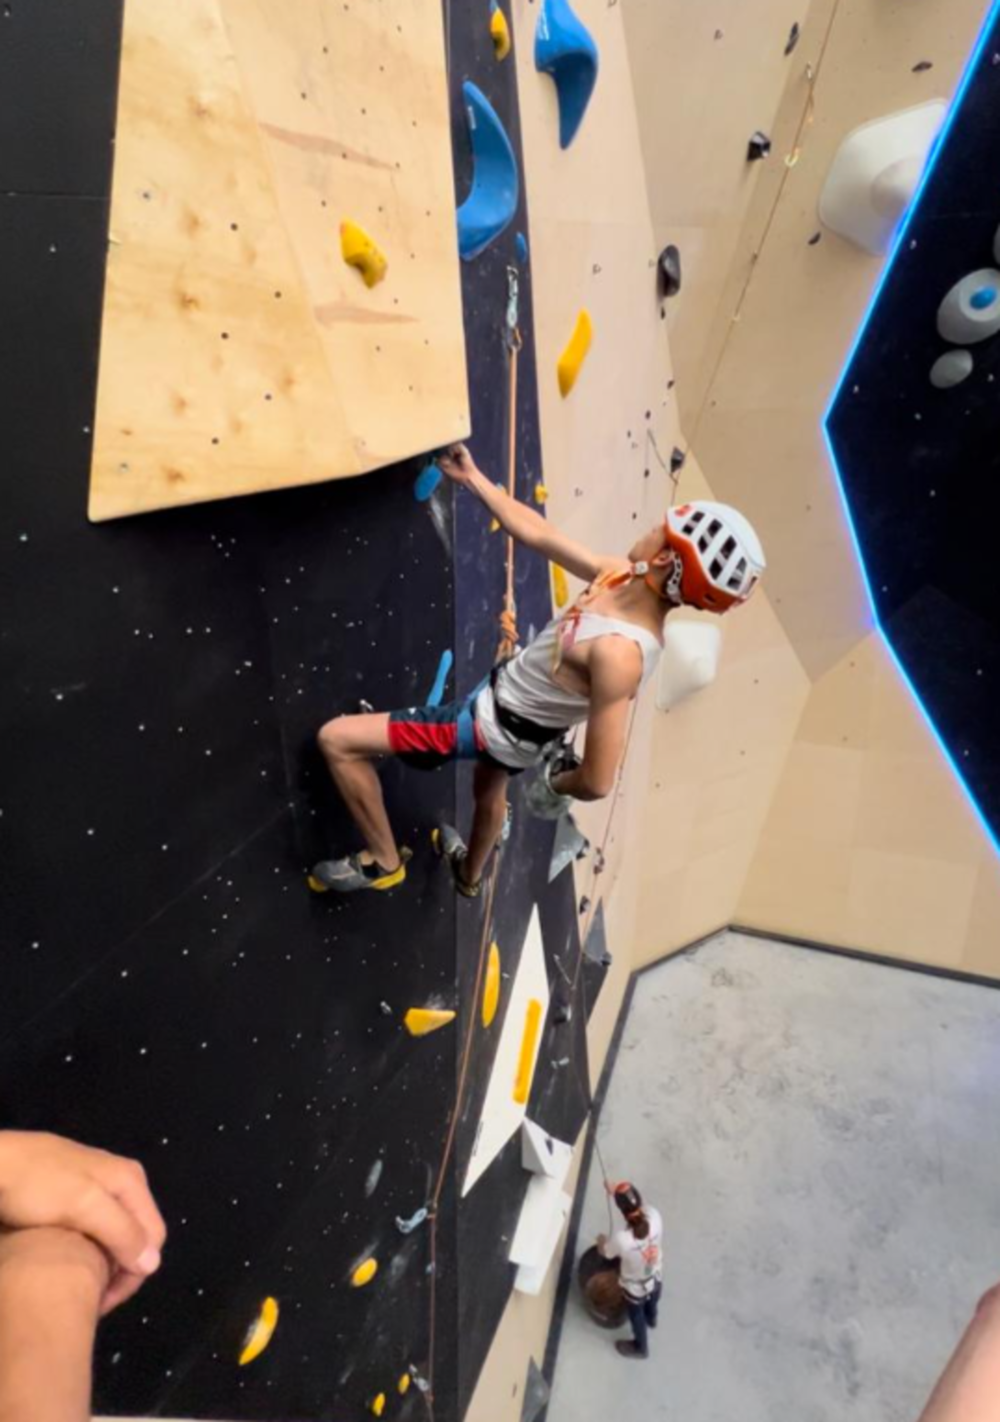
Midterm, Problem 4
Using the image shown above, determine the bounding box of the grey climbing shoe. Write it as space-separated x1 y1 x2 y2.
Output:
308 847 411 894
431 824 482 899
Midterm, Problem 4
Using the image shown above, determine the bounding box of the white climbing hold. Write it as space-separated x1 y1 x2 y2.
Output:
929 349 974 389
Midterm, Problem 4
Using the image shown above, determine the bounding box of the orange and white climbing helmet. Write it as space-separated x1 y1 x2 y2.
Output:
663 501 766 613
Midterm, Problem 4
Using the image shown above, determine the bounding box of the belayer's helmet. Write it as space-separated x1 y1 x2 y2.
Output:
664 501 766 613
612 1181 644 1221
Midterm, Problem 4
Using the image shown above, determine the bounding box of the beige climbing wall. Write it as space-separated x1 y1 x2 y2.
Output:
622 0 821 431
473 0 1000 1416
677 0 1000 975
89 0 468 521
467 0 809 1412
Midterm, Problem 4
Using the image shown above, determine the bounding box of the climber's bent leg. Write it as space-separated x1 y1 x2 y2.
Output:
314 713 403 888
465 760 510 886
434 761 511 898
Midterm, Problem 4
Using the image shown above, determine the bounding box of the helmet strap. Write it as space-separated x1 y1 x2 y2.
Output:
644 558 683 605
628 560 682 605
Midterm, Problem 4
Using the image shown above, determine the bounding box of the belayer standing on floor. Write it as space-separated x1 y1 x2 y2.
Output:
310 442 765 895
598 1181 664 1360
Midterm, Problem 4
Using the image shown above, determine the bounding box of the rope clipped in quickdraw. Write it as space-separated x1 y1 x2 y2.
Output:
496 264 523 664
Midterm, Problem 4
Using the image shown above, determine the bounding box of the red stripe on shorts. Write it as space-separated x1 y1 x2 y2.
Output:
388 720 458 757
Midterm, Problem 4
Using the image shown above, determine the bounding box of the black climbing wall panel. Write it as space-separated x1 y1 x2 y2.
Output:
0 0 592 1418
826 1 1000 849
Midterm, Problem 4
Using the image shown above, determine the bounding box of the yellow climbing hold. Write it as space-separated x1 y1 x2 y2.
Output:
557 309 593 397
370 1393 386 1417
482 942 501 1028
552 563 569 609
398 1373 412 1396
351 1257 379 1288
491 5 512 60
490 516 501 534
340 220 388 289
404 1008 457 1037
307 874 328 894
239 1296 279 1366
534 483 549 505
513 997 544 1105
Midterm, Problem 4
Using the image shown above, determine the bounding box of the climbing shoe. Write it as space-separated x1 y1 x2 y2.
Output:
431 824 482 899
308 847 412 894
614 1341 649 1360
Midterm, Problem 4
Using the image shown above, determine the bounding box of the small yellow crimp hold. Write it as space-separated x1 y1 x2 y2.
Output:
552 563 569 608
533 483 548 505
340 220 388 289
371 1393 386 1417
404 1008 457 1037
482 943 501 1028
557 309 593 397
398 1373 412 1396
491 5 512 60
351 1257 379 1288
239 1296 279 1366
490 517 501 534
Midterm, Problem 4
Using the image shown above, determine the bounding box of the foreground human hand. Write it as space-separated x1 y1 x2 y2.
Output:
436 443 479 485
0 1131 166 1313
0 1227 109 1422
917 1283 1000 1422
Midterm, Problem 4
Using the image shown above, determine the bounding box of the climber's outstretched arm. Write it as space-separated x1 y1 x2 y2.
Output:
437 444 620 583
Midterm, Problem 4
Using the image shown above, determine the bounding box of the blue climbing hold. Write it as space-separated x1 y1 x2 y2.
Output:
457 82 519 261
427 650 454 707
515 231 529 264
535 0 599 149
971 286 998 311
414 462 443 502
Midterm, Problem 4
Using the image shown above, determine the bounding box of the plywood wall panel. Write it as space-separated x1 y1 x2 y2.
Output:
89 0 468 520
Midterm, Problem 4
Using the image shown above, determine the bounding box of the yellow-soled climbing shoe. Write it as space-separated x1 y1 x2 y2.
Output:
431 824 482 899
308 847 412 895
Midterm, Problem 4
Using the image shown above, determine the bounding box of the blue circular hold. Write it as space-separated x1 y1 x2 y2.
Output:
414 462 442 503
515 231 529 265
970 286 998 310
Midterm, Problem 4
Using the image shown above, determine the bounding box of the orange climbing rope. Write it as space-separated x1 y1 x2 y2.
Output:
422 850 503 1418
570 700 640 996
421 269 524 1417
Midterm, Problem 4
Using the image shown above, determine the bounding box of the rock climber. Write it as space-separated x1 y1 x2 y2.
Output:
310 442 765 895
597 1180 664 1360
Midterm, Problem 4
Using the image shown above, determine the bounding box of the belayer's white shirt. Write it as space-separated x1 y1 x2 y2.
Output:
600 1207 664 1300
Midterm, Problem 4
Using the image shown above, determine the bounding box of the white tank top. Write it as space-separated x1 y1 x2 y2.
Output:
475 611 662 769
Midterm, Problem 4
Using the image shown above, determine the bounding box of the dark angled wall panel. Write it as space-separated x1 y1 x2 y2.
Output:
826 1 1000 848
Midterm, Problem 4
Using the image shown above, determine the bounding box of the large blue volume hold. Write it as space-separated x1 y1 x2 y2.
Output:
456 81 520 261
535 0 599 149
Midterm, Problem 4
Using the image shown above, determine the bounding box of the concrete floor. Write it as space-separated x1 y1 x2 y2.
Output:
547 930 1000 1422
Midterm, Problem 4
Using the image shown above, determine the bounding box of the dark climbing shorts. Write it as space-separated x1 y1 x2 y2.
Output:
388 698 486 771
